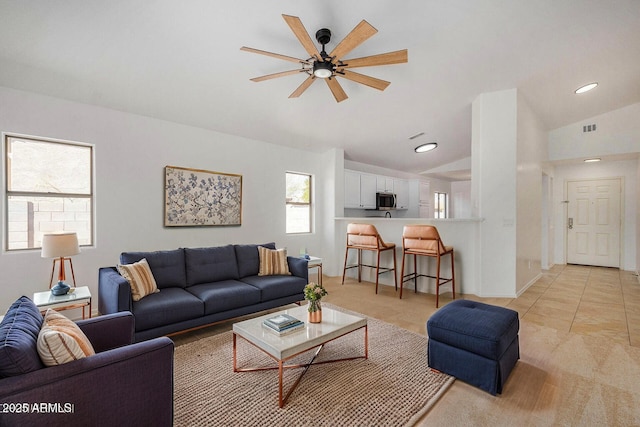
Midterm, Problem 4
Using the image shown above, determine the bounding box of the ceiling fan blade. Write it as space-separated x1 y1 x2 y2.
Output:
250 69 306 82
289 75 316 98
325 78 348 103
339 70 390 91
282 15 321 60
329 20 378 61
240 46 310 65
341 49 408 69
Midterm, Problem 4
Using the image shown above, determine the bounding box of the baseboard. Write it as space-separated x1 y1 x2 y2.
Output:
516 273 542 297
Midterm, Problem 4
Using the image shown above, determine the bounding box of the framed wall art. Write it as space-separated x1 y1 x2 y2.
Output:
164 165 242 226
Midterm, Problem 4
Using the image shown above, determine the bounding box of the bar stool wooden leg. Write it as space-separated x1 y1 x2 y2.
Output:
341 247 349 284
393 247 398 291
375 251 381 294
400 251 406 299
451 252 456 301
436 254 442 308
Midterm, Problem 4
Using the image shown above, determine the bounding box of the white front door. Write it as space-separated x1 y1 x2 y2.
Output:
566 178 621 267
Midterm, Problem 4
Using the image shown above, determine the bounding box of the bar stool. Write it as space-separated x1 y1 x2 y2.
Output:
400 225 455 307
341 223 398 294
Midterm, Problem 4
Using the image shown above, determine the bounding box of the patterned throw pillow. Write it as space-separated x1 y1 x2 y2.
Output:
117 258 159 301
258 247 291 276
37 309 95 367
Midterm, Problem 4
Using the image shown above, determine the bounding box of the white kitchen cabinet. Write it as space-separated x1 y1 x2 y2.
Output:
344 170 377 209
344 170 361 209
393 178 409 209
376 176 394 193
360 174 377 209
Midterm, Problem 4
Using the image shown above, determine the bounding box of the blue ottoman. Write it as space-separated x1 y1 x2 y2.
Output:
427 300 519 395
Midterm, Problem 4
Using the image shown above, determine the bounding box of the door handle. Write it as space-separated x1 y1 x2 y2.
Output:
568 218 573 229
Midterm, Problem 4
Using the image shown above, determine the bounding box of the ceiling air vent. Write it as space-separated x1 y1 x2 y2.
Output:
583 124 597 132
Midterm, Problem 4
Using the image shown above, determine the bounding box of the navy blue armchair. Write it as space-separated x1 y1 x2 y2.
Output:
0 312 174 426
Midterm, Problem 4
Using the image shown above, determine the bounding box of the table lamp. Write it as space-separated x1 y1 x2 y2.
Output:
41 232 80 296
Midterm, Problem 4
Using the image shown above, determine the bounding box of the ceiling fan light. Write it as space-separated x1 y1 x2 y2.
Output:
415 142 438 153
575 82 598 94
313 61 333 79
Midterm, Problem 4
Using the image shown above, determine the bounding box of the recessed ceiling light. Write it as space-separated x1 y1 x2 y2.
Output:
415 142 437 153
584 158 601 163
575 82 598 94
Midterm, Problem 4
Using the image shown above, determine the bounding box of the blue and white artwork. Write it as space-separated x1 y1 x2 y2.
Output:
164 165 242 226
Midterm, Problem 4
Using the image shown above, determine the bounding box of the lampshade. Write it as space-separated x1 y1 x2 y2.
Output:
41 232 80 258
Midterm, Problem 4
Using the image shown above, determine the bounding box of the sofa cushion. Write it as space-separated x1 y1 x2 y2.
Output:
0 296 44 377
187 280 262 315
132 287 204 332
117 258 160 301
235 243 276 278
241 275 307 301
121 249 187 289
37 309 95 366
185 245 239 286
258 246 291 276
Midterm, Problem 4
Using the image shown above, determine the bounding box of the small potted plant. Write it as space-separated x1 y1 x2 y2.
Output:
304 282 328 323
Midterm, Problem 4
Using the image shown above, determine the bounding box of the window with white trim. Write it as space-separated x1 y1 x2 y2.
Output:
434 192 448 218
4 134 94 250
285 172 312 234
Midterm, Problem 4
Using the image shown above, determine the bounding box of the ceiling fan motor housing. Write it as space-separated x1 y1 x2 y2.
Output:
315 28 331 46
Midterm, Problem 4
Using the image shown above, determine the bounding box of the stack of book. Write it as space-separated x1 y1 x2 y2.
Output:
262 313 304 336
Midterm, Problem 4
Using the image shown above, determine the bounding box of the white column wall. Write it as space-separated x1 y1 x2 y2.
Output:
515 95 546 294
471 89 518 297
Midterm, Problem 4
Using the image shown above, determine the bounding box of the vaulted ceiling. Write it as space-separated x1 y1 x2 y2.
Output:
1 1 639 176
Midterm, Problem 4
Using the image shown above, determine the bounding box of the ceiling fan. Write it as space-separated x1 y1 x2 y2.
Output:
241 14 408 103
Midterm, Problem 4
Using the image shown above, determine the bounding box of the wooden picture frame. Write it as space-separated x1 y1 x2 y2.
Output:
164 165 242 226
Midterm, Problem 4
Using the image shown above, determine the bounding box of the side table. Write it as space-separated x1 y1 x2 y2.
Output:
33 286 92 319
307 256 323 285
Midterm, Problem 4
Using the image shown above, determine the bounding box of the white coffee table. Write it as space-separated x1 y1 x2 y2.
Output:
232 305 367 408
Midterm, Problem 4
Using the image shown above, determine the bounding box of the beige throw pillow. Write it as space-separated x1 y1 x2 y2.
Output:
117 258 159 301
258 247 291 276
37 309 95 367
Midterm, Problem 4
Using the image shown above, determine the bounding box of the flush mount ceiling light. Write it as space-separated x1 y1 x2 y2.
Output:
575 82 598 94
415 142 438 153
584 158 601 163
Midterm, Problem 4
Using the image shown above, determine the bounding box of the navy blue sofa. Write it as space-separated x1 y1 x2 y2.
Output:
98 243 308 342
0 297 173 426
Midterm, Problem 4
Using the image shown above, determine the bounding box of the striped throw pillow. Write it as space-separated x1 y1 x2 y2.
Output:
37 309 95 366
258 246 291 276
117 258 159 301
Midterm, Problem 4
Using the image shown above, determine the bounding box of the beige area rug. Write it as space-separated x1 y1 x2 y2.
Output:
173 306 454 426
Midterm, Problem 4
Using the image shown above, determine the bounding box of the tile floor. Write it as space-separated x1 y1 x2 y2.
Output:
324 264 640 348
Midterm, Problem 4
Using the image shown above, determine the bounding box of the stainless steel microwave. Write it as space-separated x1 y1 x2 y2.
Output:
376 192 396 210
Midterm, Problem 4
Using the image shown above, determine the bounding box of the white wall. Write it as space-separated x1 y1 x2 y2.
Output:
471 89 518 297
0 86 330 313
515 94 547 293
549 103 640 161
450 181 471 218
637 156 640 276
552 159 637 270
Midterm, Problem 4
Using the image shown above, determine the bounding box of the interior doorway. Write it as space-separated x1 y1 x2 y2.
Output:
566 178 621 268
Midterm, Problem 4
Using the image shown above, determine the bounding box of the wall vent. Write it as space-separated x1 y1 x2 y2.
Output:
583 123 597 132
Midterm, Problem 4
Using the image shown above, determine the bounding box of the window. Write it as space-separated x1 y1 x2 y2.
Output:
5 135 94 250
434 192 448 218
285 172 311 233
